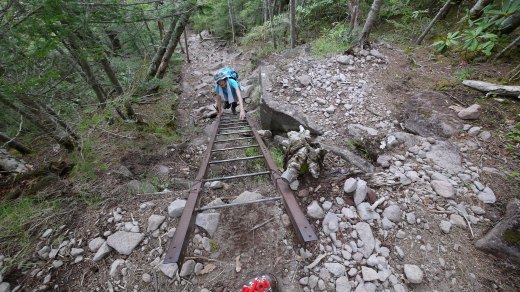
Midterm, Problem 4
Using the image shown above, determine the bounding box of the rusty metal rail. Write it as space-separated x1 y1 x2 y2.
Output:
163 112 317 264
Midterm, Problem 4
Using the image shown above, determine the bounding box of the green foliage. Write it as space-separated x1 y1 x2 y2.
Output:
79 192 104 207
142 123 181 144
508 123 520 142
432 32 461 53
296 0 349 34
454 68 475 81
70 137 108 182
270 147 284 170
0 197 61 271
245 146 265 171
209 239 219 251
435 0 519 58
311 23 354 57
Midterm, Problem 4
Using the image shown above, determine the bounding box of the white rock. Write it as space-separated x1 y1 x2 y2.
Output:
431 180 455 198
478 187 496 203
168 199 187 218
147 215 166 233
52 260 63 268
179 260 196 277
361 266 378 281
109 259 126 278
0 282 10 292
142 273 152 283
458 104 481 120
439 220 451 233
70 248 84 257
209 181 224 189
403 264 424 283
41 229 53 238
307 201 325 219
232 191 263 203
343 178 357 193
195 213 220 237
323 213 339 235
383 205 402 223
354 180 367 206
88 237 106 253
355 222 375 258
324 263 346 277
107 231 145 255
37 246 51 259
158 263 178 279
93 242 112 262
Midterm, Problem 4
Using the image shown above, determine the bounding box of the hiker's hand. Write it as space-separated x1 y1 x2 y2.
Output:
239 109 245 120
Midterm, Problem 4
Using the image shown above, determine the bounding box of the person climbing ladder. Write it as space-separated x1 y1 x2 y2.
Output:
214 67 246 120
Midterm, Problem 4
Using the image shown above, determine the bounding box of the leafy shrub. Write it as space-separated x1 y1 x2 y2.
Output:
311 23 354 57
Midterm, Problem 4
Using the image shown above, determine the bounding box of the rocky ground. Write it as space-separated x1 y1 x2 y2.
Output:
0 32 519 292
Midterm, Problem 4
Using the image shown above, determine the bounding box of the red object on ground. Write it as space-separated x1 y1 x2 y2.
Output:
241 277 272 292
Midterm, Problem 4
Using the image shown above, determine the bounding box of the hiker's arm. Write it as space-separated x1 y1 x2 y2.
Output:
235 87 245 120
214 94 222 115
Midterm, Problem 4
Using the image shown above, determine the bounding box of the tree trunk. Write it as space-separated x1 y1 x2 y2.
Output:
0 95 78 151
263 0 268 23
184 28 190 63
158 20 164 40
494 34 520 61
105 30 122 54
99 53 123 95
500 11 520 34
148 15 180 77
63 39 107 106
348 0 360 34
155 6 194 79
470 0 494 19
358 0 384 48
269 0 277 49
227 0 236 43
290 0 296 48
416 0 453 45
0 132 32 155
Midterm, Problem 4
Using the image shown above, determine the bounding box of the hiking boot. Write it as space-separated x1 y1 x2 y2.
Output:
224 101 231 109
241 273 278 292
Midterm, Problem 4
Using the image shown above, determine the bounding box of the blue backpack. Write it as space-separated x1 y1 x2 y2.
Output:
215 67 239 81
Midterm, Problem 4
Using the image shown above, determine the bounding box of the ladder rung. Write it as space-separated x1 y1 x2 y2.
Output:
219 125 250 131
217 130 252 135
212 144 259 152
214 137 255 143
203 171 271 182
195 197 282 212
209 155 264 164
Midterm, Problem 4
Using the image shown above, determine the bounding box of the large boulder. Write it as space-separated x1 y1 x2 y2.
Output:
475 199 520 263
402 92 462 138
259 65 323 135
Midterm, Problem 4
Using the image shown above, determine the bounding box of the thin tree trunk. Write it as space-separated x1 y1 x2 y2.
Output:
142 11 156 49
416 0 453 45
494 34 520 61
184 28 190 63
500 11 520 34
99 53 123 95
348 0 360 34
269 0 277 49
0 132 32 155
470 0 494 19
358 0 384 48
263 0 268 23
63 39 107 106
0 95 77 151
149 15 180 77
290 0 296 48
105 30 122 54
227 0 236 44
155 5 194 79
158 20 164 40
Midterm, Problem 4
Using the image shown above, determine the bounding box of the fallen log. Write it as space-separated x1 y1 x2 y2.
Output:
321 144 375 174
462 80 520 98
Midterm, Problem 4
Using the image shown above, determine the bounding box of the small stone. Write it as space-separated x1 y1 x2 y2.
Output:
147 215 166 233
88 237 106 253
478 187 496 204
168 199 187 218
41 229 53 238
450 214 466 228
107 231 145 255
468 126 481 136
195 213 221 237
403 264 424 283
299 277 309 286
354 180 368 205
70 248 84 257
324 263 346 277
431 180 455 198
439 220 452 233
158 263 178 279
52 260 63 268
478 131 491 141
344 178 357 193
396 230 406 239
307 201 325 219
0 282 10 292
179 260 196 277
458 104 481 120
37 246 51 259
383 205 402 223
142 273 152 283
109 259 126 278
209 181 224 189
194 263 204 275
361 266 378 281
335 276 351 292
93 242 112 262
323 213 339 235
